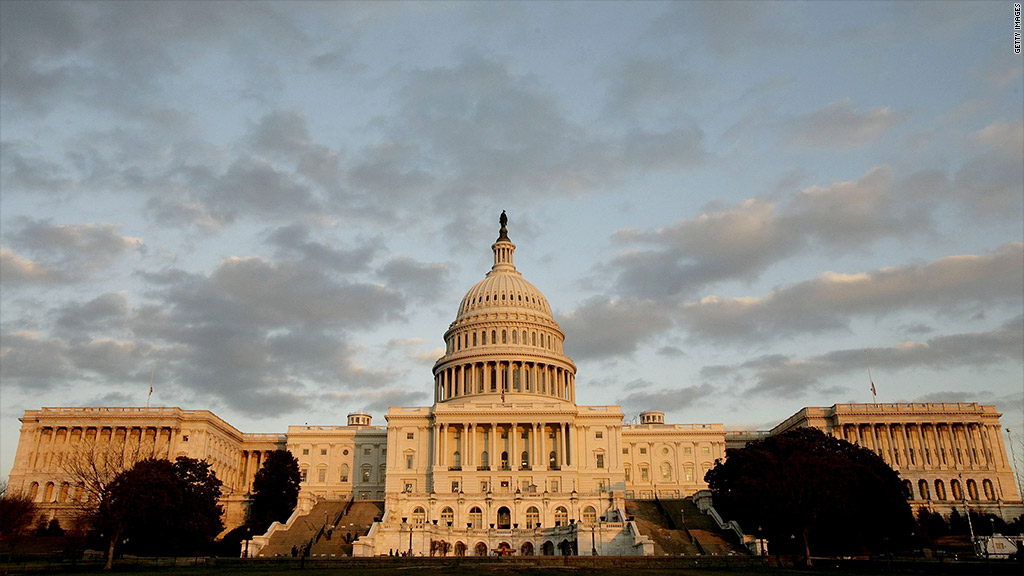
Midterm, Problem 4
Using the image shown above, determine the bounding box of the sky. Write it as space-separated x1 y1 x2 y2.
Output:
1 1 1022 484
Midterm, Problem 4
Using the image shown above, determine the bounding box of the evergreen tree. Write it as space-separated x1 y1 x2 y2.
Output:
247 450 301 534
705 427 914 564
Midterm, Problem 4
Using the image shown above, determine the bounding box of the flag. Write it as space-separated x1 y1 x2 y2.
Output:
870 380 876 397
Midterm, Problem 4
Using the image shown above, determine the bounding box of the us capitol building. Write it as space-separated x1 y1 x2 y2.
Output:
7 214 1023 556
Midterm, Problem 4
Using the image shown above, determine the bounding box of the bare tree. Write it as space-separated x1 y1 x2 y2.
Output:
1 480 38 562
56 438 151 570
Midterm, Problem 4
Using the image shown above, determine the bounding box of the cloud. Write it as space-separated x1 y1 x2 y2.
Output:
600 166 963 301
55 292 129 336
954 119 1024 220
702 316 1024 398
789 99 903 148
680 243 1024 342
378 256 451 302
558 297 673 360
266 223 377 273
609 198 800 298
3 220 143 282
618 383 717 415
0 248 58 284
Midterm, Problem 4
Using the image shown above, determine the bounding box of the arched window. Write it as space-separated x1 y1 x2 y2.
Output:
918 479 931 500
521 450 529 468
640 464 649 483
441 507 454 526
361 464 371 484
549 450 557 469
473 332 477 346
967 479 979 500
480 451 489 469
28 482 39 501
532 332 537 346
521 541 534 556
582 506 597 524
379 464 386 483
469 507 483 529
474 542 487 556
522 330 527 345
452 451 461 469
44 482 55 502
74 482 85 502
491 330 496 344
661 462 672 482
482 331 487 345
340 463 350 482
412 507 426 525
983 479 995 500
58 482 70 502
455 541 467 556
497 506 511 529
512 331 518 344
502 330 507 344
554 506 568 527
935 479 946 500
951 479 963 500
500 451 509 470
525 506 540 529
902 480 914 499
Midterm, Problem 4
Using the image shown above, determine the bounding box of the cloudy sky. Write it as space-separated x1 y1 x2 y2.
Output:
2 1 1022 481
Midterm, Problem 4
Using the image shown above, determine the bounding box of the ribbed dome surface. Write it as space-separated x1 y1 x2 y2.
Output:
456 273 552 322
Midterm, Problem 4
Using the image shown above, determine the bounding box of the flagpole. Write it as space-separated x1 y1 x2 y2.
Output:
147 363 155 408
865 350 877 404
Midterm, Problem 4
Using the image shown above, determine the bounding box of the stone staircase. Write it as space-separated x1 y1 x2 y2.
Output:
255 499 350 557
310 500 384 557
625 498 747 557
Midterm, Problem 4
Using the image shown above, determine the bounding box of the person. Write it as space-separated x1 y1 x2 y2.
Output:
291 545 298 557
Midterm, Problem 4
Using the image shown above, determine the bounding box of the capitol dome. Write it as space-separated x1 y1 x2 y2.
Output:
432 212 577 405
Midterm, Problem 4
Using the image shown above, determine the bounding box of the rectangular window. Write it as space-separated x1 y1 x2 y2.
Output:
406 455 414 469
300 470 308 482
364 448 371 456
303 448 310 455
595 431 603 439
480 481 489 492
639 447 647 455
685 466 694 482
702 446 710 454
318 469 326 483
550 480 559 492
521 432 529 439
596 453 605 469
622 448 629 454
407 432 415 440
500 480 510 491
684 447 692 454
640 467 649 482
451 481 460 493
405 483 413 493
320 449 327 455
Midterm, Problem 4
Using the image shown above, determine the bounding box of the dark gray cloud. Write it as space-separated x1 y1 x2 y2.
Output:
679 243 1024 343
55 292 129 336
378 257 451 302
559 297 673 360
954 120 1024 221
702 316 1024 398
618 383 717 415
788 99 904 149
601 166 964 301
266 223 378 273
2 220 143 283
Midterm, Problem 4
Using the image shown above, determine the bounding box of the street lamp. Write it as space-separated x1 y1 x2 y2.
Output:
591 523 597 556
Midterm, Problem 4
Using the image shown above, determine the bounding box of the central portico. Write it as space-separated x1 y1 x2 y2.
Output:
353 214 650 556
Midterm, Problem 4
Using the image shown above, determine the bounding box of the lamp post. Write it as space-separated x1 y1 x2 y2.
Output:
244 526 250 558
591 523 597 556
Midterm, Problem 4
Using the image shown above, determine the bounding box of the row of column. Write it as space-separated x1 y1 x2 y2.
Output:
30 425 175 472
834 421 1005 471
435 360 575 402
432 422 574 471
